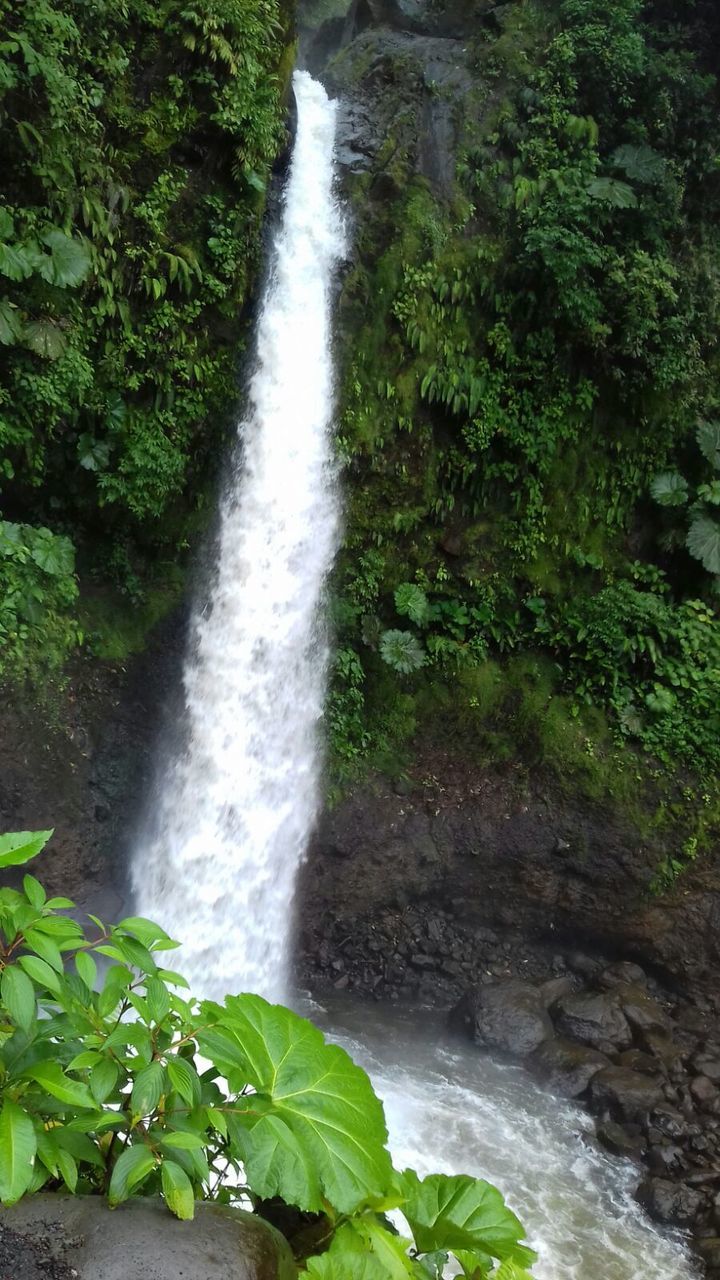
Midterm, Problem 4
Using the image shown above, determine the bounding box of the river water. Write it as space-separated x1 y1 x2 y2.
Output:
132 70 697 1280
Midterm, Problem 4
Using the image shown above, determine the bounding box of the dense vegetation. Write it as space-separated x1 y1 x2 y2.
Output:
0 830 535 1279
2 0 720 877
0 0 292 679
327 0 720 862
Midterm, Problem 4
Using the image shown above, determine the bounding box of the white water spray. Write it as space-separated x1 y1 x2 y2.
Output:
133 71 344 1002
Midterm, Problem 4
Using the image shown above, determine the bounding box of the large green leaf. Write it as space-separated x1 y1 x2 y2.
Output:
198 995 393 1214
23 1061 96 1109
394 584 430 626
586 177 637 208
23 318 66 360
650 471 689 507
379 630 426 675
38 230 91 289
611 145 666 184
1 966 36 1031
108 1143 156 1206
0 298 21 345
398 1171 534 1265
307 1226 390 1280
161 1158 195 1220
0 241 35 281
130 1060 165 1118
0 1101 36 1204
687 513 720 574
0 830 53 870
352 1218 414 1278
697 420 720 470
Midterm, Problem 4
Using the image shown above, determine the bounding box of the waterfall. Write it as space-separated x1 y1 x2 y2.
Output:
132 71 344 1003
130 68 698 1280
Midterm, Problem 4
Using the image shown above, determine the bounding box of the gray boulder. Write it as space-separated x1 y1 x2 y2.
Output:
590 1067 665 1121
614 984 672 1036
598 962 647 989
529 1037 610 1098
636 1177 704 1227
0 1194 296 1280
455 980 554 1058
554 991 633 1052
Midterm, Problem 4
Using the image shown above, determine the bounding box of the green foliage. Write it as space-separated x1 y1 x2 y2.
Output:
537 577 720 776
328 0 720 830
0 0 291 678
380 630 426 675
0 833 535 1279
650 420 720 576
0 520 79 681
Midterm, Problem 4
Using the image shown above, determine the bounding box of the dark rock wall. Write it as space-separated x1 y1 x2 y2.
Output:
0 612 185 919
298 759 720 999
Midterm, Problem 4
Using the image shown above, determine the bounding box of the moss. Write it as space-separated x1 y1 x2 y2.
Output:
78 568 185 662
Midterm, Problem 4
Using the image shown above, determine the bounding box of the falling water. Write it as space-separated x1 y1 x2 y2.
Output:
132 69 698 1280
133 71 345 1002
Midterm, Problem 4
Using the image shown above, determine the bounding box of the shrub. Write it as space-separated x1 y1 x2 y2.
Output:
0 829 535 1279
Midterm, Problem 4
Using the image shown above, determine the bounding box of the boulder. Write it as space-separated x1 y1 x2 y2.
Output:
598 962 647 989
529 1037 610 1098
617 1049 664 1076
590 1068 665 1121
596 1121 645 1158
693 1054 720 1083
538 976 575 1009
614 984 672 1036
454 980 553 1058
0 1194 296 1280
646 1143 685 1175
635 1177 704 1227
554 991 632 1053
690 1074 720 1112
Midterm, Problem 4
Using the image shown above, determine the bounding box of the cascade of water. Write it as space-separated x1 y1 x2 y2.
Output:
132 70 345 1003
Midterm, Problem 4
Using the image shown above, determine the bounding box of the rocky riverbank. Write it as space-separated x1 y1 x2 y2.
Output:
297 762 720 1276
451 964 720 1278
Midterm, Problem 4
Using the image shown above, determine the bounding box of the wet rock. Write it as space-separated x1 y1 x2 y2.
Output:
538 976 575 1010
642 1031 685 1066
617 1049 664 1076
529 1038 610 1099
636 1177 704 1227
554 991 633 1053
598 961 648 989
590 1068 664 1121
596 1121 645 1158
453 981 553 1058
691 1075 720 1112
614 984 672 1036
694 1055 720 1083
646 1143 685 1175
566 952 604 981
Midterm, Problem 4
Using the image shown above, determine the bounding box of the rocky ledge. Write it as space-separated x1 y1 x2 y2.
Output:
450 962 720 1277
0 1193 295 1280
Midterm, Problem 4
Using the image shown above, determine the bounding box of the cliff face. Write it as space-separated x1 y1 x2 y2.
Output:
294 0 720 999
298 755 720 1003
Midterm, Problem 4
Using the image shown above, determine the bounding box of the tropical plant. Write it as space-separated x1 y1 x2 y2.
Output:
0 830 535 1279
650 420 720 576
